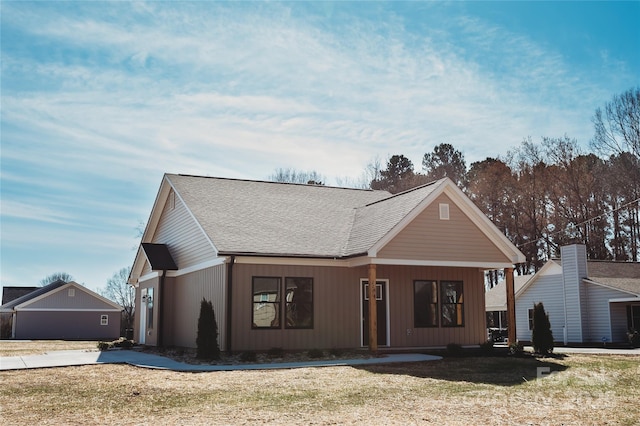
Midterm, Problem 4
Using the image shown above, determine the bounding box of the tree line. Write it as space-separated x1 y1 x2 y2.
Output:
272 88 640 282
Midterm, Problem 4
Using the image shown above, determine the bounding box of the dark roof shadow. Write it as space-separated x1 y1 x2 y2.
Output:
354 354 569 387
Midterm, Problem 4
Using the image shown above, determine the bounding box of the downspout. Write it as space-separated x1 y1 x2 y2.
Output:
158 270 166 347
226 255 235 353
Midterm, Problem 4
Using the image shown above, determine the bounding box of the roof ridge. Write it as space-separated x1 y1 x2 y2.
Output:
170 173 384 193
362 178 443 207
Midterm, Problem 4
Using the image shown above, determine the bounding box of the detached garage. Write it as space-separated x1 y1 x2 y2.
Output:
0 280 122 340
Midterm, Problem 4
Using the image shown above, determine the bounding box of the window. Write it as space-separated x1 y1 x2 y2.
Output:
252 277 281 328
68 288 75 297
285 277 313 329
440 281 464 327
528 309 534 330
414 280 438 327
252 277 314 329
100 315 108 326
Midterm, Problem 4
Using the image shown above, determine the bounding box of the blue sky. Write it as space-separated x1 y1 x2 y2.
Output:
1 1 639 294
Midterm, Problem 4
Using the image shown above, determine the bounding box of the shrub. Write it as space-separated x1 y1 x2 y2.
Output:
307 349 324 359
532 302 554 356
239 351 257 362
508 340 524 356
628 330 640 348
446 343 463 357
196 298 220 360
329 348 343 357
267 347 284 358
97 341 111 351
479 340 494 355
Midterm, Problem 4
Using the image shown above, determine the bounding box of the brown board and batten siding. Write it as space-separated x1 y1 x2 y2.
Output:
230 263 486 351
376 264 486 347
152 189 216 269
164 264 226 349
378 193 510 263
232 263 365 351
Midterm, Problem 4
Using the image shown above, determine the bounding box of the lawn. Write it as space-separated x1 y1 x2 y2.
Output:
0 342 638 425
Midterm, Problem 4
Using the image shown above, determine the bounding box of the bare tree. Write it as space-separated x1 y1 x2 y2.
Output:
268 168 326 185
39 272 73 287
591 87 640 158
100 267 134 336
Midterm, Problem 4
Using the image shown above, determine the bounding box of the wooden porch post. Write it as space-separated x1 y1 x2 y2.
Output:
368 263 378 353
505 267 516 344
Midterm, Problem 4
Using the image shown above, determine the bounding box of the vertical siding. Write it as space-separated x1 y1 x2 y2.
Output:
378 194 509 264
164 265 226 349
561 245 588 342
231 263 486 351
15 311 120 340
152 189 216 269
232 264 364 351
516 274 565 342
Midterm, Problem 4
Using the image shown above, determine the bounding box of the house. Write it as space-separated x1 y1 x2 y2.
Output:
128 174 526 352
0 280 123 340
485 274 533 340
486 244 640 345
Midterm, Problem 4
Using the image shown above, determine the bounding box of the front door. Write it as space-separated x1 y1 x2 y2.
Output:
139 289 147 344
361 280 388 347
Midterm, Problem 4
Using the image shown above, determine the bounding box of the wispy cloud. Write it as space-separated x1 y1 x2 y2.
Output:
1 1 636 289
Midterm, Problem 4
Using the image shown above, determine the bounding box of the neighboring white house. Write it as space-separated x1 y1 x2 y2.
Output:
486 244 640 345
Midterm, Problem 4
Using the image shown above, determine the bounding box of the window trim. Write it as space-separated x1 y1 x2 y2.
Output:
100 314 108 326
252 276 315 330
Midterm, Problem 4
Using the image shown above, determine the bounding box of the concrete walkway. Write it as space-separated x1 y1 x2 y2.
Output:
0 349 440 372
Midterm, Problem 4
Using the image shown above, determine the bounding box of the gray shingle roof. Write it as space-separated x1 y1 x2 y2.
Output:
587 260 640 295
166 174 445 258
0 280 67 311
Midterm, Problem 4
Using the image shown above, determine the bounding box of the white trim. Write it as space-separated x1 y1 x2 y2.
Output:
354 257 513 269
16 308 122 312
439 203 450 220
234 256 351 267
13 282 122 311
138 271 161 283
609 297 640 303
138 258 227 282
169 258 227 277
359 278 390 347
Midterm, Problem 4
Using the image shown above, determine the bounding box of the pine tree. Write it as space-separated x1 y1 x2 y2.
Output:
196 298 220 360
532 302 554 355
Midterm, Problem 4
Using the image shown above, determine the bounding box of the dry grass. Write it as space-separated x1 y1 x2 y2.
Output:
1 342 639 425
0 340 98 356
